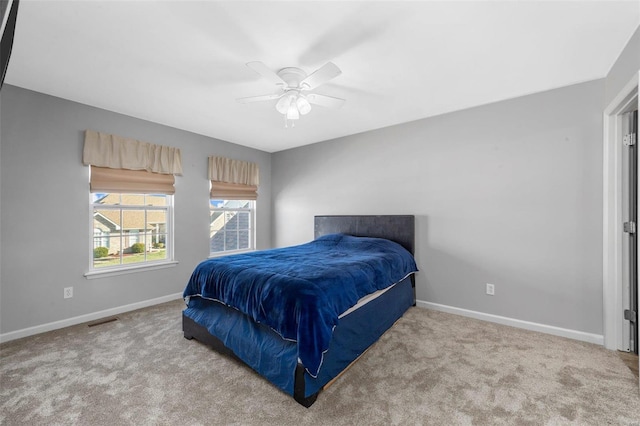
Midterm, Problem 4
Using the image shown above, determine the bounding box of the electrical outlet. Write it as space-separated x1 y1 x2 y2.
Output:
486 283 495 296
64 287 73 299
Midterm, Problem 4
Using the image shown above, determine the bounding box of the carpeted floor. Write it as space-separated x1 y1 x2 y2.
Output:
619 351 640 379
1 299 639 425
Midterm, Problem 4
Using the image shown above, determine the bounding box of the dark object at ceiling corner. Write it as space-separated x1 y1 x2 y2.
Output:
1 0 20 91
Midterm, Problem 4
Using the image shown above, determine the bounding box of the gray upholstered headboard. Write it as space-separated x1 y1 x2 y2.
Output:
314 215 415 255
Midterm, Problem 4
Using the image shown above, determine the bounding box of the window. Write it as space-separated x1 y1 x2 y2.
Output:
207 155 258 256
210 200 255 255
91 193 172 270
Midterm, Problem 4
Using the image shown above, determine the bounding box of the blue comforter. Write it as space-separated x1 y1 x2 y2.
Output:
183 233 418 377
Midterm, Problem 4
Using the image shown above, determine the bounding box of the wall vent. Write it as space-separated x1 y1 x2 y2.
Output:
87 317 119 327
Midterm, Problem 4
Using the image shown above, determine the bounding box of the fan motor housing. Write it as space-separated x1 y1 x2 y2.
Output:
277 67 308 88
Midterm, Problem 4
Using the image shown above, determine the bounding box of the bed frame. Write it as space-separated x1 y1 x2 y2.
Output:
182 215 415 407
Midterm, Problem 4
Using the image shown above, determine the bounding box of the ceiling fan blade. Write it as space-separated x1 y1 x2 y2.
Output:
236 93 283 104
246 62 286 86
300 62 342 90
306 93 345 108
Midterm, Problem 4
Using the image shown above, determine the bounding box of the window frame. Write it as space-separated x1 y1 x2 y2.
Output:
85 193 176 278
209 199 256 257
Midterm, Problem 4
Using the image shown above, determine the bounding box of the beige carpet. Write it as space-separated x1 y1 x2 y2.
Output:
1 299 639 425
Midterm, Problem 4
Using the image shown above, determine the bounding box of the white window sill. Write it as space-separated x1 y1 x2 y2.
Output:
84 261 179 279
208 248 255 259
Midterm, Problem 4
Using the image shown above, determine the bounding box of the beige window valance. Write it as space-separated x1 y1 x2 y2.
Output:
209 156 259 200
83 129 183 175
208 156 259 185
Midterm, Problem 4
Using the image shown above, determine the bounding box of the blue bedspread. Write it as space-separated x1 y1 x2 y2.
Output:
183 233 418 377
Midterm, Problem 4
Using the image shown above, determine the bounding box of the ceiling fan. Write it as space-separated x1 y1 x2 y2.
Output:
237 61 346 127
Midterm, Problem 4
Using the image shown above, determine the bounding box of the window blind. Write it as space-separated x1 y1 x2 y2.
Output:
90 166 176 194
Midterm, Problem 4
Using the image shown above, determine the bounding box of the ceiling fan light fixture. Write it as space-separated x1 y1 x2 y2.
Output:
296 95 311 115
275 95 292 114
286 103 300 120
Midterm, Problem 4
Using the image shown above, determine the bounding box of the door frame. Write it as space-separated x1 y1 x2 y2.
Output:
603 72 639 351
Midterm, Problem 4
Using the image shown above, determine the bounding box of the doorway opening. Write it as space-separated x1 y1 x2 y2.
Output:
603 75 638 354
622 109 638 354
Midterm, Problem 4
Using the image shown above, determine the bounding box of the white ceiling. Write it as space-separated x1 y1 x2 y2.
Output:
5 1 639 153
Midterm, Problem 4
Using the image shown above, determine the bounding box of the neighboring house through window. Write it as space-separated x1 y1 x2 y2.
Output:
92 193 172 269
210 199 255 255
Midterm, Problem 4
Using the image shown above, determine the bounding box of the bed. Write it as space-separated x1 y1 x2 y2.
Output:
182 215 418 407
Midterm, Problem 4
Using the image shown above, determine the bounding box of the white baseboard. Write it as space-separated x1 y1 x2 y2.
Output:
416 300 604 346
2 295 604 347
0 292 184 344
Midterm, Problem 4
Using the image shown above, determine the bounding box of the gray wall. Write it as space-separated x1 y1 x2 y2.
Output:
272 80 604 335
605 25 639 107
0 85 271 334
